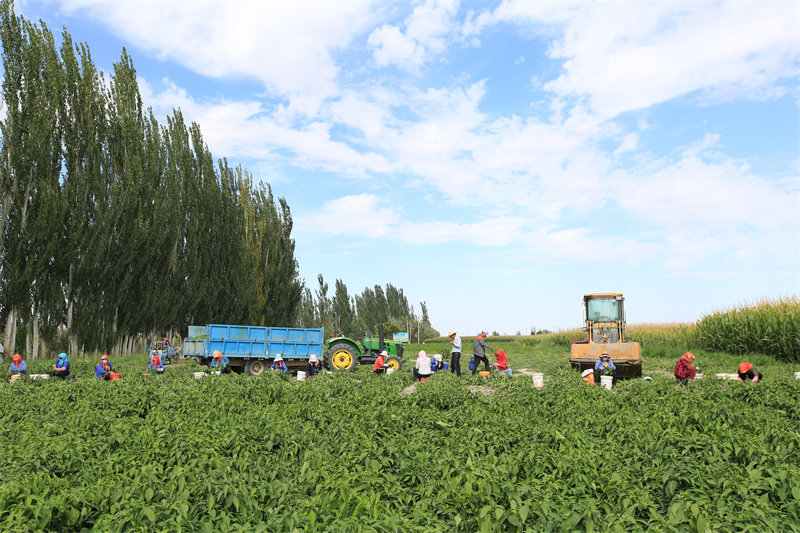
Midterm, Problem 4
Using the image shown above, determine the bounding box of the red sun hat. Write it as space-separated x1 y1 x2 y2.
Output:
738 362 753 373
12 353 21 362
101 354 108 361
152 356 161 364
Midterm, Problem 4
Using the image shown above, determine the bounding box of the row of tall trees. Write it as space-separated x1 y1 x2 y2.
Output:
296 275 439 342
0 3 301 358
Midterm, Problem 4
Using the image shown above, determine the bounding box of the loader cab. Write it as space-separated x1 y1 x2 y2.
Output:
583 294 626 344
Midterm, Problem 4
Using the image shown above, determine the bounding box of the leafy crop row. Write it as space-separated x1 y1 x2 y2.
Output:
1 358 798 532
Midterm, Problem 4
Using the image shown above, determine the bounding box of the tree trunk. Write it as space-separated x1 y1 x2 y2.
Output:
4 308 15 358
67 263 77 356
32 309 39 360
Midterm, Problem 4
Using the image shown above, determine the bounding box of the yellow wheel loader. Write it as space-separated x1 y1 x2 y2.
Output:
569 293 642 378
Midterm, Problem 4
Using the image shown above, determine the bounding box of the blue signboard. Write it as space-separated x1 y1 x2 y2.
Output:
393 332 409 343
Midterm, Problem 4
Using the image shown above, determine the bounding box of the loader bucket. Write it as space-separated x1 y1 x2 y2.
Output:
570 341 642 379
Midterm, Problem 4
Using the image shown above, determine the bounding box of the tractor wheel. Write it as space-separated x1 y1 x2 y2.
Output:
325 343 358 371
245 359 267 376
385 356 403 372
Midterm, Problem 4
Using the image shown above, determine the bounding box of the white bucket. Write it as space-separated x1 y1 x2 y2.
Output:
695 373 704 380
532 373 544 388
193 371 206 379
296 371 307 381
794 371 800 381
600 375 613 390
386 368 395 375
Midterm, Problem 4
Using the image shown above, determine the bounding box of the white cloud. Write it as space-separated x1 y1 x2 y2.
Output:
58 0 378 113
368 0 460 72
479 1 799 118
297 194 525 246
138 77 394 177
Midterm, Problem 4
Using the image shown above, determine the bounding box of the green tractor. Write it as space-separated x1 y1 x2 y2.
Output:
324 321 405 372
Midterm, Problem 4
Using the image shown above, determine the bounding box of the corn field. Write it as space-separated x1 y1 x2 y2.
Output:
695 296 800 362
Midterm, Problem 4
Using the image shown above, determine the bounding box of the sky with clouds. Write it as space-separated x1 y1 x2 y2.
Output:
23 0 799 334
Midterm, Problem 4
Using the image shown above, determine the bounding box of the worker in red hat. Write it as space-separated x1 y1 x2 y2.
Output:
493 349 512 376
95 354 115 380
8 353 27 378
737 362 762 383
674 352 697 385
147 355 165 375
209 350 231 374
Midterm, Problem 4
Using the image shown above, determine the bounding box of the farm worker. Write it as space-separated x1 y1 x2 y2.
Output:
471 332 494 376
594 351 617 386
449 330 462 377
270 354 288 373
581 369 595 386
431 353 447 373
414 351 432 381
209 350 232 374
306 354 322 377
53 353 71 379
674 352 697 385
737 362 762 383
147 355 165 375
493 349 512 376
8 354 27 376
95 355 115 380
373 350 387 374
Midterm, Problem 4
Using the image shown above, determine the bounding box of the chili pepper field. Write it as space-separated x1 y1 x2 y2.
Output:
1 345 799 532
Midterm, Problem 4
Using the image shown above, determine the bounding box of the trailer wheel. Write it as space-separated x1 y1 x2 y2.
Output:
325 343 358 371
245 359 267 376
385 356 403 371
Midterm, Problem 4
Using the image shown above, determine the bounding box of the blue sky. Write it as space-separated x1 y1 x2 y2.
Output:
24 0 799 334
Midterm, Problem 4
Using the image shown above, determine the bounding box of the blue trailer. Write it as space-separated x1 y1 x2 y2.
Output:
184 324 324 375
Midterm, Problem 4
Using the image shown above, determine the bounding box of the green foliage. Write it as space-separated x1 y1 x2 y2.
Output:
0 3 301 357
1 351 799 532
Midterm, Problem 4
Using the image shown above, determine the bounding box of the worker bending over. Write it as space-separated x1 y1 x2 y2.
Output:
270 354 288 373
147 355 165 375
738 362 762 383
209 350 232 374
674 352 697 385
8 354 27 380
493 349 512 376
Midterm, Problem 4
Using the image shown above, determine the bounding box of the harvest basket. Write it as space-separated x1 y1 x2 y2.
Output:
109 372 121 381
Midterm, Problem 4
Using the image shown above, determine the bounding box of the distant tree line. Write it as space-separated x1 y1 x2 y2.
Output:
296 275 439 342
0 3 300 358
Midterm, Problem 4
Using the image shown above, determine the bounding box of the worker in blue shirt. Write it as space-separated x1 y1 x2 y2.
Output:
209 350 232 374
594 351 617 387
53 353 71 379
147 355 165 375
270 354 288 373
8 354 27 378
95 354 114 380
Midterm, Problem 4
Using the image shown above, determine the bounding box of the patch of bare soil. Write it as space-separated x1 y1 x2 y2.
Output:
467 385 495 397
400 383 417 395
